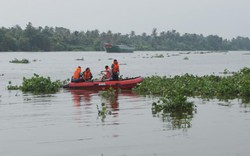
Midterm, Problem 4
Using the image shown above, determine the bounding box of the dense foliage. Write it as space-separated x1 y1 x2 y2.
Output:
134 67 250 101
133 67 250 129
21 74 62 94
1 23 250 51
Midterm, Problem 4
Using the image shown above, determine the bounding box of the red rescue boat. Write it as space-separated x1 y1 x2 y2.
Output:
63 76 143 90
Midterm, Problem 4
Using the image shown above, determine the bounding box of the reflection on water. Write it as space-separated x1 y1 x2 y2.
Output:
69 87 197 130
152 106 196 130
164 110 195 130
67 89 140 122
99 89 119 121
241 97 250 104
23 94 55 104
69 89 95 107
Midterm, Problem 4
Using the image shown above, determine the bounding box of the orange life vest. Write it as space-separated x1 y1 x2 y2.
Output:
73 67 81 79
83 71 92 80
112 63 119 73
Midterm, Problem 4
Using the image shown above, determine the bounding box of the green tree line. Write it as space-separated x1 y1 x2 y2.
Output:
1 22 250 51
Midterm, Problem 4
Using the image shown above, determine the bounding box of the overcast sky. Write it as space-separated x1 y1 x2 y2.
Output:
0 0 249 39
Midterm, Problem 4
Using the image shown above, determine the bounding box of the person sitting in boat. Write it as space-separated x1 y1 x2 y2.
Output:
101 65 112 81
83 67 93 81
111 59 119 80
71 66 83 82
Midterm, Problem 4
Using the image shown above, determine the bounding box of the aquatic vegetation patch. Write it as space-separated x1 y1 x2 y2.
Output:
152 92 194 114
7 81 21 90
151 91 196 129
7 74 63 94
98 87 121 121
99 87 120 103
9 58 30 64
134 67 250 101
21 74 62 94
133 67 250 128
219 69 236 75
100 87 116 99
97 102 112 121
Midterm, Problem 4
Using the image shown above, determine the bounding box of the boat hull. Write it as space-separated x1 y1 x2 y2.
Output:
63 77 143 90
104 43 134 53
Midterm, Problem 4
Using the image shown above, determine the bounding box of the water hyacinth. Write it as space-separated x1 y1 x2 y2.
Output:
151 90 196 129
21 74 62 94
7 81 21 90
133 67 250 127
134 67 250 101
97 102 112 122
152 92 194 114
99 87 116 99
9 58 30 64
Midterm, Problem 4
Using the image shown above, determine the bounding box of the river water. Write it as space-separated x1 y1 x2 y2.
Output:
0 51 250 156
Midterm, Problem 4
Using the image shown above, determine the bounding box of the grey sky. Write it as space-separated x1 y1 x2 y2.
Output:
1 0 249 39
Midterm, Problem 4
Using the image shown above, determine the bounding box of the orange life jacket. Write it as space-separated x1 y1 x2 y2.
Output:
83 71 92 80
73 67 81 79
112 63 119 73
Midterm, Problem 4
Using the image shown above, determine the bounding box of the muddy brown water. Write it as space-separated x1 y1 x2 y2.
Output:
0 51 250 156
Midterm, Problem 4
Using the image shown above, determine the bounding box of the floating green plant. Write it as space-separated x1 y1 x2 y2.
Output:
98 87 121 120
97 102 112 121
151 91 196 129
21 74 62 94
133 67 250 129
7 81 21 90
219 69 236 75
99 87 117 101
152 92 194 114
97 102 112 116
9 58 30 64
133 67 250 101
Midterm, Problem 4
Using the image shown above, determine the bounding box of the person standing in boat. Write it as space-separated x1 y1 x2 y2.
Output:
72 66 82 82
111 59 119 80
83 67 93 81
101 65 112 81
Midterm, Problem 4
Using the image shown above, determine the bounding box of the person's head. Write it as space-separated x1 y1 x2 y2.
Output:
105 65 109 69
114 59 118 64
76 66 81 71
86 67 90 72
